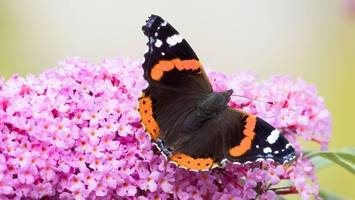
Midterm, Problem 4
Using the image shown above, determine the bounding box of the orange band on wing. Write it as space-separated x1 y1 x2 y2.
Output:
150 59 201 81
171 153 215 171
138 93 160 140
229 115 256 157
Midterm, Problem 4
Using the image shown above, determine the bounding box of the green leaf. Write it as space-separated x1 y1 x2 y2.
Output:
305 148 355 174
319 189 346 200
310 156 332 171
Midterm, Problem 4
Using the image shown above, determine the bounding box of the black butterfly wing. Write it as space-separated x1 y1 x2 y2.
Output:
165 107 296 171
142 15 210 84
139 15 212 150
223 109 296 164
168 108 244 170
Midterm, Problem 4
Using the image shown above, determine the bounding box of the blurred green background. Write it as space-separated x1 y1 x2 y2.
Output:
0 0 354 198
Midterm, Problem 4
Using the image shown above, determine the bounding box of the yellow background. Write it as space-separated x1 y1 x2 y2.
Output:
0 1 354 199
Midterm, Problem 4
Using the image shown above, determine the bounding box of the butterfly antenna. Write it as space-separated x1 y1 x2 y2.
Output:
231 94 274 105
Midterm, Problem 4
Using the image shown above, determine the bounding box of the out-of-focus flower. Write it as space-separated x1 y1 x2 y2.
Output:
0 57 331 199
345 0 355 15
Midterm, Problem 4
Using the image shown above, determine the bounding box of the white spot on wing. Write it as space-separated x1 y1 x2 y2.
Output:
144 36 149 44
285 143 293 149
266 129 280 144
274 150 279 154
256 145 259 149
175 34 183 43
155 39 163 48
166 34 183 46
232 161 242 165
263 147 272 153
161 21 167 26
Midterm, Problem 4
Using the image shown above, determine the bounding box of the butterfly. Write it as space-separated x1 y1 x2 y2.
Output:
139 15 296 171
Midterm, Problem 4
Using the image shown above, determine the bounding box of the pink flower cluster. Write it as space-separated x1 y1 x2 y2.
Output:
0 58 331 199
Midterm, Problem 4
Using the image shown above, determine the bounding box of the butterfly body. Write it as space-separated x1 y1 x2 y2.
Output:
182 89 233 133
139 15 296 171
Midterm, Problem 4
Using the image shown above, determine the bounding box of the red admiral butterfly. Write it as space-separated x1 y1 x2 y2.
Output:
139 15 296 171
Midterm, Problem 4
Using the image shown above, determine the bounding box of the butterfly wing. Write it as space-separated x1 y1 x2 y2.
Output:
139 15 212 146
168 108 244 170
223 109 296 164
165 107 296 171
142 15 211 87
